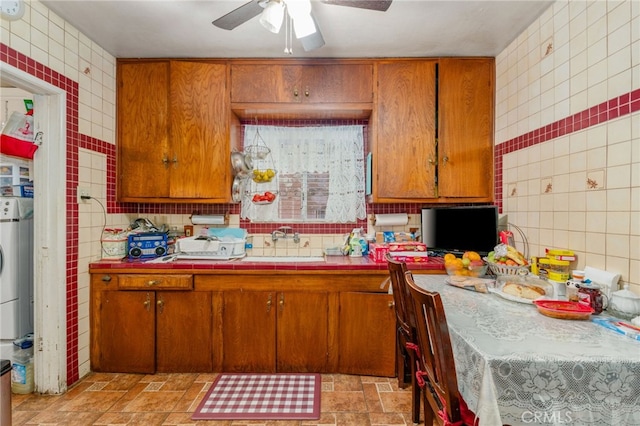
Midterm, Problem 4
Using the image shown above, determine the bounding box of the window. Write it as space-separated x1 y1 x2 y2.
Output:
241 125 366 223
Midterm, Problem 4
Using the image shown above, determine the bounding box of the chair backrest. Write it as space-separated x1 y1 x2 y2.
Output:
386 254 414 336
404 270 464 424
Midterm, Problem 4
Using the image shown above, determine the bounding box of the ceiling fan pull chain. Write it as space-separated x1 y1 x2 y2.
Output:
284 12 293 55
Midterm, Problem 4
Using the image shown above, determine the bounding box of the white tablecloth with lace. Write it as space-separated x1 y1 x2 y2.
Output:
413 275 640 426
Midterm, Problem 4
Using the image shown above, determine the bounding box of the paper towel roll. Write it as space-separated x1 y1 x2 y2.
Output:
191 214 226 225
374 213 409 226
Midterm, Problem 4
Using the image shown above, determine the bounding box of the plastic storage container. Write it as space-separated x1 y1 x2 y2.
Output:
11 338 34 394
1 359 11 426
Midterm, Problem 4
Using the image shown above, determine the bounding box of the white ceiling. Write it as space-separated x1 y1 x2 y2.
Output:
40 0 554 59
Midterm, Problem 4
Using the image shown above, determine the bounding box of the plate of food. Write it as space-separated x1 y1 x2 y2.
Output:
445 276 495 293
533 300 593 320
489 281 549 304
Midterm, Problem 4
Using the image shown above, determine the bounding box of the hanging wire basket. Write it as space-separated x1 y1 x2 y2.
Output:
244 128 271 160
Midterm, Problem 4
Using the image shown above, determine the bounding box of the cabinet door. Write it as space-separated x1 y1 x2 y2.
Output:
156 291 213 372
117 61 170 199
98 290 156 373
438 58 494 199
375 61 437 200
222 291 276 372
302 64 373 103
231 64 302 103
169 61 230 199
277 291 329 372
338 292 396 377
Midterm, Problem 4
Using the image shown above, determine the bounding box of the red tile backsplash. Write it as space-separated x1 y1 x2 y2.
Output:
3 39 638 387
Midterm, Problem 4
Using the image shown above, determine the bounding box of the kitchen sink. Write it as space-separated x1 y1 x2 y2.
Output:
241 256 325 263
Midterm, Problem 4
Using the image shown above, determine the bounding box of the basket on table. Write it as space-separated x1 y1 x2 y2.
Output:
484 259 530 276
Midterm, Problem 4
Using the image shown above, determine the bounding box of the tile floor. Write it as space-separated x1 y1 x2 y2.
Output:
11 373 425 426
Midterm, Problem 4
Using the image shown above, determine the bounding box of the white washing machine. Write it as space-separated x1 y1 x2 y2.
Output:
0 196 34 361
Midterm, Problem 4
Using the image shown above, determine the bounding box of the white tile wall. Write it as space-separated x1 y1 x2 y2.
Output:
497 0 640 294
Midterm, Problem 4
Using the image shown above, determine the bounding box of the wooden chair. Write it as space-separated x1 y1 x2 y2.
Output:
404 270 479 426
385 254 420 424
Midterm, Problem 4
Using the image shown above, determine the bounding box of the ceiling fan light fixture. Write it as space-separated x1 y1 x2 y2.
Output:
292 13 316 38
259 0 285 33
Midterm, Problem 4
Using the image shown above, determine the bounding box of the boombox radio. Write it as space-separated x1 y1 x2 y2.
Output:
128 232 168 259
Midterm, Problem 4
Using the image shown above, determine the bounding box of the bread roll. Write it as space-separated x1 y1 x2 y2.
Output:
502 282 545 300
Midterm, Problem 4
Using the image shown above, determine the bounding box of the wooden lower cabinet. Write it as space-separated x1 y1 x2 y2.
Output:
221 290 329 373
90 274 213 373
90 271 395 377
338 292 396 377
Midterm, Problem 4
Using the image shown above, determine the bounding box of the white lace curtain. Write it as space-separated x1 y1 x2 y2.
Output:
241 125 366 222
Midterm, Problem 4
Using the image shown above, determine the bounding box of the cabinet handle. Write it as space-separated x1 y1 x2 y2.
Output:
293 88 299 97
101 275 112 282
442 156 449 165
279 293 285 311
157 297 164 314
304 87 309 97
172 156 178 167
162 156 170 168
143 293 151 311
266 293 272 313
388 301 395 309
428 158 435 166
147 280 159 287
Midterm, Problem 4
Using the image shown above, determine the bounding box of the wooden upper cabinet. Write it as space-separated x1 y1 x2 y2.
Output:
438 58 494 199
117 60 236 203
117 61 171 199
371 58 494 203
230 62 373 104
373 60 438 201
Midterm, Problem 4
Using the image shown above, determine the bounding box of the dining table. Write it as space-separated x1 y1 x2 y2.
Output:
412 274 640 426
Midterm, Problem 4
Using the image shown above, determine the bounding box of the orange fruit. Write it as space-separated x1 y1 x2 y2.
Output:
463 251 481 261
444 253 456 263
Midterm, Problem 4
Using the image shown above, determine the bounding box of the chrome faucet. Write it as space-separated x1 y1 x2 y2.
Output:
271 226 300 244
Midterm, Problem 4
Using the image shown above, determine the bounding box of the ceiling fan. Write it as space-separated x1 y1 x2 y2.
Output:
212 0 393 52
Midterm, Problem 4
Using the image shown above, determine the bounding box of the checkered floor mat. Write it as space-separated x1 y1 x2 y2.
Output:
192 373 321 420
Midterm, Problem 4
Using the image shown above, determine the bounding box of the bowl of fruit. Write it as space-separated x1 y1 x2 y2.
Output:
444 251 488 277
485 245 530 275
251 191 277 204
252 168 276 183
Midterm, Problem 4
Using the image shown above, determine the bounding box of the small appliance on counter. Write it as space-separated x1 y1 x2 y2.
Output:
127 232 168 259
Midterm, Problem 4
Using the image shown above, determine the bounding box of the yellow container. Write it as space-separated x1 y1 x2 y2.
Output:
547 258 570 281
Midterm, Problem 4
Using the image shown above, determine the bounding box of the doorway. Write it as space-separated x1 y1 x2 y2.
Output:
0 61 67 394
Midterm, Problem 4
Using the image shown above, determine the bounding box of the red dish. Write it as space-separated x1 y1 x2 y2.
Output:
533 300 593 320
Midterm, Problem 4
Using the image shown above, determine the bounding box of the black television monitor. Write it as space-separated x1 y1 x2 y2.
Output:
421 206 498 256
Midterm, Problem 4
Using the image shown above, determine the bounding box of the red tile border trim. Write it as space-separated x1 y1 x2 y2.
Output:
494 88 640 212
1 43 80 385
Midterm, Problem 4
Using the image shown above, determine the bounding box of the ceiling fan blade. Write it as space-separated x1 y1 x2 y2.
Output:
299 15 325 51
321 0 392 12
212 0 264 30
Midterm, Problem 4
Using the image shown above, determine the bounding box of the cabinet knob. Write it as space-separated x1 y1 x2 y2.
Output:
442 156 449 165
388 301 395 309
157 298 164 313
266 293 272 313
172 156 178 167
293 88 299 97
279 293 285 311
428 158 435 165
147 280 159 286
143 293 151 311
304 88 309 97
101 275 112 282
162 156 170 168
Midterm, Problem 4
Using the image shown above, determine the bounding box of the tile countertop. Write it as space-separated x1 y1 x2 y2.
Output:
89 255 445 272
